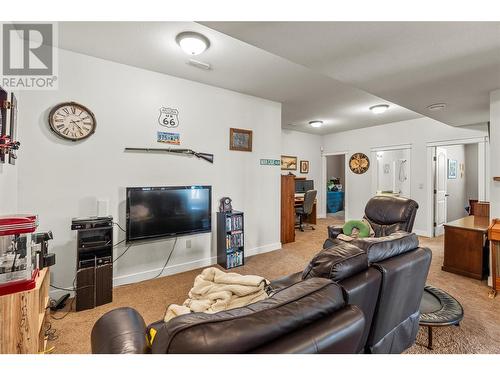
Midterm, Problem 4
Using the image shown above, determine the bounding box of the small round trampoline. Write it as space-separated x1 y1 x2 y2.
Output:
419 285 464 350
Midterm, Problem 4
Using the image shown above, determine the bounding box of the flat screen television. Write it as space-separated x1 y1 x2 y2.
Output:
295 179 314 193
126 186 212 242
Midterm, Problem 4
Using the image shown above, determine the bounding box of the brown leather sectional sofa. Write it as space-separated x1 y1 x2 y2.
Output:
91 196 431 354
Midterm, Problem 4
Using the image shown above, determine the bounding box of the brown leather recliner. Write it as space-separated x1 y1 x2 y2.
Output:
327 195 419 239
91 278 366 354
274 196 430 354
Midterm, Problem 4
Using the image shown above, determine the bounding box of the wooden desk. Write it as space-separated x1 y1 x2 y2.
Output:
294 197 317 225
281 175 318 244
442 216 489 280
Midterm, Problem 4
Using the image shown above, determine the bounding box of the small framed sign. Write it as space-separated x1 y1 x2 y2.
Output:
260 159 280 166
157 131 180 145
448 159 457 179
300 160 310 174
230 128 252 152
158 107 179 128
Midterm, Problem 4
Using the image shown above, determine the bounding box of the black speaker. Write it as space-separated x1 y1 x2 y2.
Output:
73 216 114 311
96 259 113 306
76 266 95 312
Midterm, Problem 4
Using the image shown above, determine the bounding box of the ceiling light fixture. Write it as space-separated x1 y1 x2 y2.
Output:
369 104 389 114
426 103 447 111
309 120 323 128
176 32 210 55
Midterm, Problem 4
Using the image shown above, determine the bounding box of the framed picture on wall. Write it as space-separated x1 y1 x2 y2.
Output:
230 128 253 152
281 155 297 170
300 160 309 173
448 159 457 179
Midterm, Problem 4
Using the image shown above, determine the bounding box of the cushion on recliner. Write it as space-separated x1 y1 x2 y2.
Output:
302 240 369 281
350 232 419 263
151 278 345 354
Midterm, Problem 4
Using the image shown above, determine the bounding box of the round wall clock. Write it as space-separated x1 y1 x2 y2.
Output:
48 102 96 141
349 152 370 174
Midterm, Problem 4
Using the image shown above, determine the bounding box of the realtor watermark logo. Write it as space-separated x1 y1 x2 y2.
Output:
1 22 58 90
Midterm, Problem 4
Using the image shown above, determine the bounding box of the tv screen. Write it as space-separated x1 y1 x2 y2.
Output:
126 186 212 242
295 180 314 193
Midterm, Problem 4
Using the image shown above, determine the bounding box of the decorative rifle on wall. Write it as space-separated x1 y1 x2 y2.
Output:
124 147 214 164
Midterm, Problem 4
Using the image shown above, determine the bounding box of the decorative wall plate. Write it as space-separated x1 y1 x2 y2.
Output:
349 152 370 174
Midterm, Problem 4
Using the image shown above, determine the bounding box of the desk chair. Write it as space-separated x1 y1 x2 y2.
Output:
296 190 317 232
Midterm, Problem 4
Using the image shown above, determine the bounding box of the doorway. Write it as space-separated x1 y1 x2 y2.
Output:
325 154 346 221
371 146 411 198
432 141 486 236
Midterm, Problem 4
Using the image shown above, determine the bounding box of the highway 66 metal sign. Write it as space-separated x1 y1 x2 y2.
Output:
158 107 179 128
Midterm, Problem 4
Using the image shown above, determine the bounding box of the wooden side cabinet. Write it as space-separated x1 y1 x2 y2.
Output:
488 219 500 298
281 175 295 244
0 268 50 353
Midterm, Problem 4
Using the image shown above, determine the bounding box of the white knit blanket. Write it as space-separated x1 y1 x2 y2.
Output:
164 267 269 322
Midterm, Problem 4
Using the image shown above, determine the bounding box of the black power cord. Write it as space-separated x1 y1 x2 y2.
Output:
113 243 132 263
113 222 126 233
153 237 178 279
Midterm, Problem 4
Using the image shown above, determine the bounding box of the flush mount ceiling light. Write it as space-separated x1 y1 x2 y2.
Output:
369 104 390 114
309 120 323 128
426 103 447 111
176 32 210 55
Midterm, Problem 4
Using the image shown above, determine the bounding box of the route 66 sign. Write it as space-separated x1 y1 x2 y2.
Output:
158 107 179 128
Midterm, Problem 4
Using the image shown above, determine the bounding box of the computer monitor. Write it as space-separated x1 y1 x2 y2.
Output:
295 179 314 193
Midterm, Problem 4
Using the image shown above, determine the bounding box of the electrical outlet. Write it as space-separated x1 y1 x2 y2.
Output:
186 239 192 249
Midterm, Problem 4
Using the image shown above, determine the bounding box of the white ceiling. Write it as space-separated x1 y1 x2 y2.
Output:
202 22 500 127
57 22 420 135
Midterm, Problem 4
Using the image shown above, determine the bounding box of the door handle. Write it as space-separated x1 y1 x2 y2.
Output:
445 194 450 197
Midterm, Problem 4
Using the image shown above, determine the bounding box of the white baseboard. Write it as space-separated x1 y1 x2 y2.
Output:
113 256 218 287
414 229 431 237
245 242 282 257
317 213 327 219
114 242 282 286
49 242 283 298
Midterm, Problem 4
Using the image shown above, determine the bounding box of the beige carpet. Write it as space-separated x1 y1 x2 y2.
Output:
47 218 500 354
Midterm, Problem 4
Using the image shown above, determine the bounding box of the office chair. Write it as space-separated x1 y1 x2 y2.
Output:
295 190 317 232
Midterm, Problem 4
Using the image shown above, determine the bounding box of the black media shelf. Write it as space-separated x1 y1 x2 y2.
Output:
217 210 244 269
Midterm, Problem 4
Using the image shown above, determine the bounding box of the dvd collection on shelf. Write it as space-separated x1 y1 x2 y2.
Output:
217 211 244 269
226 215 243 232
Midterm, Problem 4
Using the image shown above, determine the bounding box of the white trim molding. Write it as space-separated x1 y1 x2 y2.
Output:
371 143 412 152
426 136 489 237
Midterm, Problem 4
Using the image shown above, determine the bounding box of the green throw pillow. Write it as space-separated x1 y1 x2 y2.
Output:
343 220 370 238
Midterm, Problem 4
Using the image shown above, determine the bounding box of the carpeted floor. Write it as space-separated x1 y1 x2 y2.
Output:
48 218 500 354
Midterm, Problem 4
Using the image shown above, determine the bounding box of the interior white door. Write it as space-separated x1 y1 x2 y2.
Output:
435 147 448 236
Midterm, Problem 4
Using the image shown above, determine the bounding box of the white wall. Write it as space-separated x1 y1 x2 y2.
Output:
281 129 324 217
322 117 488 236
491 90 500 220
18 49 282 294
0 162 17 214
443 145 467 222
